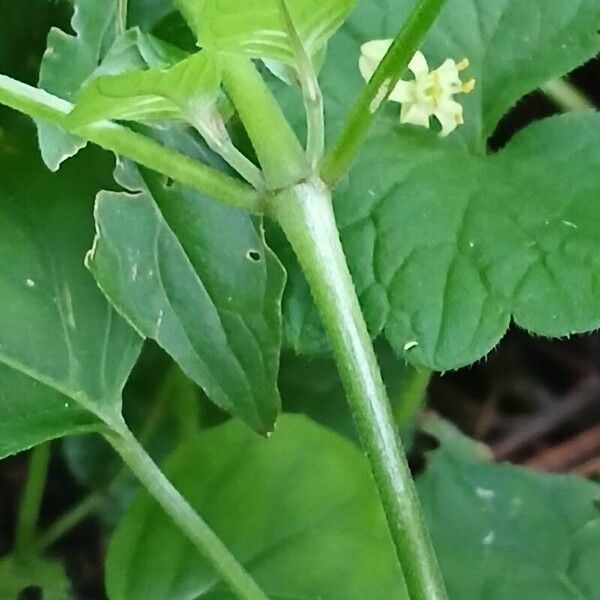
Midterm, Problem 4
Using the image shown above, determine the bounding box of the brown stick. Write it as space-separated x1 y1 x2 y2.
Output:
526 425 600 473
492 376 600 460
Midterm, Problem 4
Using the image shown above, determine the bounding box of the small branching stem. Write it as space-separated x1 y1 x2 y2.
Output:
117 0 128 35
541 78 595 112
394 367 433 431
222 55 308 189
192 114 265 190
276 0 325 171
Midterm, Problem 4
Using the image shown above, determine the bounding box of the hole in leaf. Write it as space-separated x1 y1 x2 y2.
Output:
163 177 175 189
247 250 261 263
18 586 43 600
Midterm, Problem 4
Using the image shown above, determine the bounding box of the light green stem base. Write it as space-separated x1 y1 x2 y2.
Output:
271 181 448 600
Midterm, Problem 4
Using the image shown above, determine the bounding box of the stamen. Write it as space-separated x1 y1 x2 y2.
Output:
456 58 470 71
462 79 476 94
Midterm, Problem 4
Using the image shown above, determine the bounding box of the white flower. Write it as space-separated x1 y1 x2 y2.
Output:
359 40 476 137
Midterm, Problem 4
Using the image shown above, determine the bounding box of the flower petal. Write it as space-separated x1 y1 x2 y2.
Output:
435 59 462 91
359 39 393 81
434 99 464 137
408 51 429 79
389 80 415 103
401 101 431 129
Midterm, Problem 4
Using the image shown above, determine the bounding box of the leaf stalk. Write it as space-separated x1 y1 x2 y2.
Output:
105 426 269 600
0 74 264 214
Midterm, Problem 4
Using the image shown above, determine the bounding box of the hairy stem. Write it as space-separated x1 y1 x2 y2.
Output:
0 74 263 213
14 443 52 558
106 426 268 600
321 0 449 185
271 181 448 600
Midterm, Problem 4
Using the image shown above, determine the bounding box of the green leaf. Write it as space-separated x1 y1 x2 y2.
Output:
276 0 600 366
37 0 122 170
129 0 177 31
92 27 188 77
0 555 72 599
105 414 600 599
37 0 180 169
285 110 600 371
63 356 201 526
87 161 285 434
68 51 222 128
0 128 142 459
345 113 600 370
175 0 356 63
105 415 408 600
418 428 600 599
307 0 600 148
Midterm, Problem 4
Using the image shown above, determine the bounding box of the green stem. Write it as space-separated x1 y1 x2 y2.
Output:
35 493 104 553
394 367 432 431
0 74 263 213
105 426 268 600
222 55 307 189
191 114 265 190
541 78 595 112
271 181 448 600
14 443 52 558
117 0 128 35
276 0 325 171
36 364 195 553
321 0 449 185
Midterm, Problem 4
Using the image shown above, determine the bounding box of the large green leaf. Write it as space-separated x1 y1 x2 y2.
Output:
0 127 142 458
418 424 600 599
276 0 600 366
105 415 408 600
175 0 356 63
87 161 285 434
284 113 600 370
279 343 424 442
105 414 600 600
